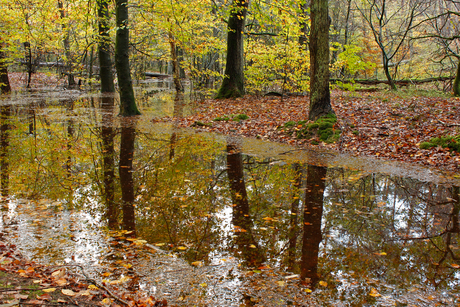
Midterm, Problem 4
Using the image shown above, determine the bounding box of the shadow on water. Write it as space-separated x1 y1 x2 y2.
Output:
0 91 460 306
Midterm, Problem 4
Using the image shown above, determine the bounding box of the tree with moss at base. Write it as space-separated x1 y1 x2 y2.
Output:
115 0 140 116
215 0 249 99
309 0 334 121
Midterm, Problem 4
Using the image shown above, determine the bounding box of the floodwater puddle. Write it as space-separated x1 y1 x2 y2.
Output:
0 92 459 306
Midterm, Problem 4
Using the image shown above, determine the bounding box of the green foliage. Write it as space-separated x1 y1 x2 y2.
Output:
419 135 460 152
281 113 341 144
334 44 376 76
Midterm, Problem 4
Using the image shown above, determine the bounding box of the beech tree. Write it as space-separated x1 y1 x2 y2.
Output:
309 0 334 121
115 0 140 115
216 0 249 99
97 0 115 93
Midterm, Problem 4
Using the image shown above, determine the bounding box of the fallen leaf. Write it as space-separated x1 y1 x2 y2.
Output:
61 289 76 296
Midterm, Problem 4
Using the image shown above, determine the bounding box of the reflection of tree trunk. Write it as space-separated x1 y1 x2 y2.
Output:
0 106 10 197
227 142 265 267
66 100 74 177
101 97 117 229
450 186 460 233
300 164 327 284
287 163 303 271
119 119 136 233
169 93 184 160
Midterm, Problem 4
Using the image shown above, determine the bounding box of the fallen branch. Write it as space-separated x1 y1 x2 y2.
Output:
331 76 454 86
438 119 460 127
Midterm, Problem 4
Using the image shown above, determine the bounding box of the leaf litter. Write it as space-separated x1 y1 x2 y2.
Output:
167 91 460 173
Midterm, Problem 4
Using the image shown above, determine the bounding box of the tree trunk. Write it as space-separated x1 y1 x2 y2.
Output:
298 0 310 49
115 0 140 116
309 0 334 121
168 32 184 93
215 0 249 99
453 59 460 97
383 57 397 91
0 105 10 197
58 0 76 88
300 164 327 284
0 47 11 94
97 0 115 93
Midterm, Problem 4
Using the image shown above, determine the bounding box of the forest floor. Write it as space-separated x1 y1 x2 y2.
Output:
172 91 460 173
0 240 167 307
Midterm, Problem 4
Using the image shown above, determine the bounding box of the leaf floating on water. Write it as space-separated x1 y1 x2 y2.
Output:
369 288 381 297
200 283 207 288
191 261 202 267
318 281 327 287
304 288 312 293
249 244 256 248
450 263 460 268
155 243 166 246
277 281 285 287
177 246 187 250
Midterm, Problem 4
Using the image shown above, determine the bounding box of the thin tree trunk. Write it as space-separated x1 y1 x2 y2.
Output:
115 0 140 115
453 59 460 96
216 0 249 99
0 46 11 94
0 105 10 197
168 32 184 93
97 0 115 93
309 0 334 121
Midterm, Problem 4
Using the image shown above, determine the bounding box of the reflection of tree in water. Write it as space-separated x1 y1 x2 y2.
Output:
300 164 327 285
226 141 265 267
100 97 118 229
322 169 460 302
119 118 137 234
0 105 10 198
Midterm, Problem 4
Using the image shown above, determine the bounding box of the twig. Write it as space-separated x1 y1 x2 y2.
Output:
50 265 129 306
437 119 460 127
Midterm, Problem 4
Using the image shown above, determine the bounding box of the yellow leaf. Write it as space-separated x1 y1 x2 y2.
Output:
43 288 56 293
249 244 256 248
177 246 187 250
88 285 99 290
277 281 285 287
155 243 165 246
191 261 202 267
304 288 312 293
200 283 207 287
101 272 112 277
319 281 327 287
61 289 76 296
369 288 381 297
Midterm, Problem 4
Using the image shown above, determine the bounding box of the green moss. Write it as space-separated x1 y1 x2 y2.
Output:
213 116 230 121
192 121 212 127
420 135 460 152
232 114 249 122
311 140 319 145
281 113 341 144
352 130 359 135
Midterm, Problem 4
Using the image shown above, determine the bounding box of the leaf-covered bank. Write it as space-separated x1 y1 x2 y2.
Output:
167 91 460 173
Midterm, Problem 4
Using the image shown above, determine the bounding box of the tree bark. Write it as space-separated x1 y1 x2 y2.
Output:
453 59 460 97
215 0 249 99
97 0 115 93
168 32 184 93
115 0 140 116
0 47 11 94
309 0 334 121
